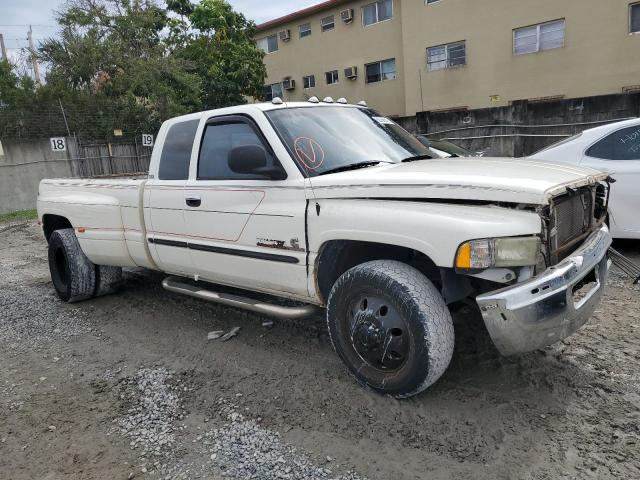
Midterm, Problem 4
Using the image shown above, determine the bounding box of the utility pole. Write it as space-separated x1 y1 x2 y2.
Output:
0 33 7 61
27 26 41 85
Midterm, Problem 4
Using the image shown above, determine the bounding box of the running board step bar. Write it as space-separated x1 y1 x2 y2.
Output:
609 248 640 284
162 276 321 319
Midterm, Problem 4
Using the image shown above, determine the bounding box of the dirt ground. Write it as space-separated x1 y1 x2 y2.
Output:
1 221 639 480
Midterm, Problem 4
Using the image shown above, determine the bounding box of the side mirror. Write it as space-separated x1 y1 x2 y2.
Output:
228 144 267 173
228 144 286 180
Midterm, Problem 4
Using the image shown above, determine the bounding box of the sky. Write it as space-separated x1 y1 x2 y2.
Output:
1 0 319 73
1 0 320 54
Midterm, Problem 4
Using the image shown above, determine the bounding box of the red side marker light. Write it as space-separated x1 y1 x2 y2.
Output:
77 227 86 233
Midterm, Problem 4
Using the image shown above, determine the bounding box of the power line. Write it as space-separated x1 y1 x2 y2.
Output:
0 24 57 28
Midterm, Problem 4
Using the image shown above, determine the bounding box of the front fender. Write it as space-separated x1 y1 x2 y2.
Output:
308 199 542 268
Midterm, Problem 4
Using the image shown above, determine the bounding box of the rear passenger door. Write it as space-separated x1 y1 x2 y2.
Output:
146 118 200 275
183 114 309 297
582 124 640 238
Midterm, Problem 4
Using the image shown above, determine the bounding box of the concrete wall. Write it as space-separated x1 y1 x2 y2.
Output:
0 138 73 214
415 92 640 157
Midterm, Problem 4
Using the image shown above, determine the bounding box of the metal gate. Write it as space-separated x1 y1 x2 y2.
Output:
68 138 153 177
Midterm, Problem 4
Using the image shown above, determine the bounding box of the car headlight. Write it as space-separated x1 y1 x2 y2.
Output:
455 237 541 270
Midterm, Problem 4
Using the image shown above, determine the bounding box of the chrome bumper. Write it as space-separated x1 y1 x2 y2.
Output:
476 226 612 356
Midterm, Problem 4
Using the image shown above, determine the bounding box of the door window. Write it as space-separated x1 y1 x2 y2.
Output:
198 121 277 180
586 125 640 160
158 120 200 180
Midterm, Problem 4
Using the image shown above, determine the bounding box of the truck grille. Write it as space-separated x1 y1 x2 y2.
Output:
547 184 606 264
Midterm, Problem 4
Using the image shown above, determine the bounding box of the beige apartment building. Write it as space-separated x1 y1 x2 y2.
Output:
255 0 640 118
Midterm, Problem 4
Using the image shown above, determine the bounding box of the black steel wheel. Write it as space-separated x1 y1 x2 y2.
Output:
327 260 454 398
348 293 411 372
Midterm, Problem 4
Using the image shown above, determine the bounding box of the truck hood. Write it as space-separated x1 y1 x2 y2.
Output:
309 157 607 205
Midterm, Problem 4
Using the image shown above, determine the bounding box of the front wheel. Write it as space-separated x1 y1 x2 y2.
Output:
327 260 454 398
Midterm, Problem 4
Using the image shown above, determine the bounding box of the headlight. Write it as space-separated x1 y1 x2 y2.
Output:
455 237 541 270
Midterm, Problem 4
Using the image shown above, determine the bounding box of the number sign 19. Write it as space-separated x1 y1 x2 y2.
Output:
142 134 154 147
50 137 67 152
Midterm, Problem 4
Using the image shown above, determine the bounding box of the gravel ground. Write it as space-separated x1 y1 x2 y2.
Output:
1 221 639 479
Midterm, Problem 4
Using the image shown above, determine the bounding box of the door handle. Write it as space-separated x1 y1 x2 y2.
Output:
186 197 202 208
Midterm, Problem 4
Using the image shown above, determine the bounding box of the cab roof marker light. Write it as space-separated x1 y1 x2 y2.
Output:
322 97 334 103
357 100 368 107
271 97 283 105
337 97 348 104
308 96 320 103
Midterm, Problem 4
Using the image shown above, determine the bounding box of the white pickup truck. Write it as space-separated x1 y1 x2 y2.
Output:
38 99 612 398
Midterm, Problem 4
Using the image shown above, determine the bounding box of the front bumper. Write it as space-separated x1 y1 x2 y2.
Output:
476 225 612 356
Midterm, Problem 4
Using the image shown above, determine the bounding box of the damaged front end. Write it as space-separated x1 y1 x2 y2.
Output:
476 178 613 356
540 179 611 268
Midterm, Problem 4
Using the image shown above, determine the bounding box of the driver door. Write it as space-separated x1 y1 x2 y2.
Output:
183 114 309 297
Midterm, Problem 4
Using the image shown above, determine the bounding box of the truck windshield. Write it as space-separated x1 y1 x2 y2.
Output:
266 106 432 177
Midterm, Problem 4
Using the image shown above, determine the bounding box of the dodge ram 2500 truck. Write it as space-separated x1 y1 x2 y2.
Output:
37 99 612 398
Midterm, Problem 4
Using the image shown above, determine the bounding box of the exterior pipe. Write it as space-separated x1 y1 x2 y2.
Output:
162 276 320 320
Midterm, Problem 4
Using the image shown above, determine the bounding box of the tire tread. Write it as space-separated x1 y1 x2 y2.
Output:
327 260 454 398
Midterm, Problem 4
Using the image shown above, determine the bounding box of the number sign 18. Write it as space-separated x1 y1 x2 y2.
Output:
50 137 67 152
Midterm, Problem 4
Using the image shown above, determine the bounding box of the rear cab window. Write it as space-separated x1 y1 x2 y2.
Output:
158 120 200 180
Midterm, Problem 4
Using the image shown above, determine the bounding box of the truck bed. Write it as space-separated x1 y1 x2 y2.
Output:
37 177 155 270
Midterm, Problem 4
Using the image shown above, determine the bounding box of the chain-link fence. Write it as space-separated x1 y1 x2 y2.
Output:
0 100 161 143
0 101 159 178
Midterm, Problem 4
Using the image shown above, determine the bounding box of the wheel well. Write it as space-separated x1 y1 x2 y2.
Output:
42 214 73 243
315 240 442 304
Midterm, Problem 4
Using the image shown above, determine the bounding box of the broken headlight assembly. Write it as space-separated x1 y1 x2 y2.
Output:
455 236 541 271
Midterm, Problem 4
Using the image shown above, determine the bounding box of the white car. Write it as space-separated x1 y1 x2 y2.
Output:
529 118 640 239
37 99 612 398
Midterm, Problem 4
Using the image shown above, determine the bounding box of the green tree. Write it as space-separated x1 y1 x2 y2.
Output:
39 0 202 134
175 0 267 109
2 0 267 140
0 60 37 106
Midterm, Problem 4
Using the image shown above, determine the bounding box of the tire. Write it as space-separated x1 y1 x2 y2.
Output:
48 228 96 303
94 265 123 297
327 260 454 399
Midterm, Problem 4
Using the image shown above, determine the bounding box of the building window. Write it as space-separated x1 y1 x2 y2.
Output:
257 34 278 54
299 22 312 38
321 15 335 32
363 0 393 26
631 3 640 33
365 59 396 83
427 41 466 70
325 70 339 85
263 83 283 101
303 75 316 89
513 19 565 55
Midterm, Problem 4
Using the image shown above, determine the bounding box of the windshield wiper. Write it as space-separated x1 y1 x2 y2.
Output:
401 154 435 163
317 161 390 176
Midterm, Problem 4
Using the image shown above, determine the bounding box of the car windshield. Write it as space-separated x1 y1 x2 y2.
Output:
265 106 432 176
429 139 471 157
